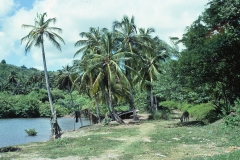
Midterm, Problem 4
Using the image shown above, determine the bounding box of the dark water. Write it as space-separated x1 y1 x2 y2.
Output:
0 117 90 148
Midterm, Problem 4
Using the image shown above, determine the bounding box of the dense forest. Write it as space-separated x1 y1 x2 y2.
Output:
1 0 240 127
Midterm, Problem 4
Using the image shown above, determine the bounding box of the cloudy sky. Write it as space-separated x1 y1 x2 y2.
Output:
0 0 209 71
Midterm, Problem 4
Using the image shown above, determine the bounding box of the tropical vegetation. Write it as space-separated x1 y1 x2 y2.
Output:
0 0 240 138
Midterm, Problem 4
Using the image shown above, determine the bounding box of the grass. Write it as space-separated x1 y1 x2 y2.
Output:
1 112 240 160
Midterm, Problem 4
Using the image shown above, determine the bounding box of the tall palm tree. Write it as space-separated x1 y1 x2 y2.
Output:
113 15 140 120
74 27 107 57
77 60 104 123
21 12 65 138
79 30 130 123
135 36 169 112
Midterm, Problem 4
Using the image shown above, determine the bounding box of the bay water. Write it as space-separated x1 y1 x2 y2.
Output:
0 117 90 148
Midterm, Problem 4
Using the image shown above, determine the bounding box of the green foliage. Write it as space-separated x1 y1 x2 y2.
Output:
159 101 179 109
102 117 111 126
39 102 51 117
175 0 240 113
51 89 65 102
178 102 192 111
25 128 37 136
134 90 150 112
223 99 240 128
0 93 40 118
54 105 68 117
1 59 6 64
188 103 217 123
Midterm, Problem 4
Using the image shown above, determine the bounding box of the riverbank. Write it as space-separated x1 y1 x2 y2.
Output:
1 113 240 160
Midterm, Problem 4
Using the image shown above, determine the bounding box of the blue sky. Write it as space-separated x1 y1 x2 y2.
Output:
0 0 209 71
16 0 34 10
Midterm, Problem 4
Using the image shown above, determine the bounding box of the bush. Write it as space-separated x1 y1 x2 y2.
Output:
159 101 179 109
178 102 192 111
223 99 240 128
188 103 217 123
102 117 111 126
25 128 37 136
39 102 51 117
55 105 68 117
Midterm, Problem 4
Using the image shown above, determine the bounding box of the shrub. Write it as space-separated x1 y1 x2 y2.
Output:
39 102 51 117
102 117 111 126
55 105 68 117
159 101 179 109
223 99 240 128
25 128 37 136
179 103 192 111
188 103 217 123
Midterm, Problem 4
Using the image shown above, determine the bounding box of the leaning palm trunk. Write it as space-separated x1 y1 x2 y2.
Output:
107 75 124 124
103 87 113 119
41 36 61 138
126 61 138 120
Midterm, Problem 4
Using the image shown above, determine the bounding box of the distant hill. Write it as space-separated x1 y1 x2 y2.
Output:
0 61 57 94
0 61 45 82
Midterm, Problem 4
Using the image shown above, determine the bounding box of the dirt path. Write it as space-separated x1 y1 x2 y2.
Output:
83 114 155 159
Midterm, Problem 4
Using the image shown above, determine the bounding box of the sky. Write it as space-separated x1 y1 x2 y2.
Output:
0 0 209 71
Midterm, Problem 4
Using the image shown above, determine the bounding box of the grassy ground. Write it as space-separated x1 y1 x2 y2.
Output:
1 111 240 160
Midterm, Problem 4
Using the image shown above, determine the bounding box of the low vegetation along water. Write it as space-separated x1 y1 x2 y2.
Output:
0 117 90 148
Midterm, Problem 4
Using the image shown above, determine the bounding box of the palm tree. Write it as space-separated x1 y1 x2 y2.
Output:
26 72 39 88
74 27 107 57
21 12 65 138
56 65 75 109
113 15 140 120
135 36 170 112
78 30 130 124
56 65 84 127
79 62 103 123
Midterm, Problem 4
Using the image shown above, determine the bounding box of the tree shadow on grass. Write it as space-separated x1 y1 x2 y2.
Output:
165 121 205 128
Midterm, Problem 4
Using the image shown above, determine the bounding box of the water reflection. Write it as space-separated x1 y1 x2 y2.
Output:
0 117 90 148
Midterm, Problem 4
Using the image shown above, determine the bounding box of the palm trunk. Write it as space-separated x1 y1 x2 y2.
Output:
68 81 83 127
41 35 61 138
126 43 138 120
154 95 158 111
94 93 101 123
150 87 154 113
103 86 113 119
126 61 138 120
107 74 124 124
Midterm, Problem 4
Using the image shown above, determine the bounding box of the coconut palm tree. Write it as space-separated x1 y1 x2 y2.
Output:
135 36 170 112
113 15 140 120
21 12 65 138
79 30 131 124
56 65 75 109
77 60 104 123
74 27 107 57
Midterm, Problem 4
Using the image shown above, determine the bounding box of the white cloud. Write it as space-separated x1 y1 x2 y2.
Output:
0 0 209 71
0 0 15 17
